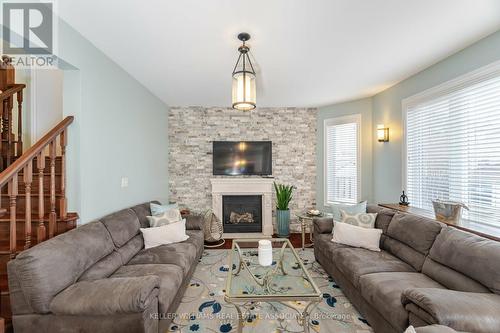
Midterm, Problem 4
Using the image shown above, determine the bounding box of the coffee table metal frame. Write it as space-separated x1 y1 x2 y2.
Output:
224 238 322 333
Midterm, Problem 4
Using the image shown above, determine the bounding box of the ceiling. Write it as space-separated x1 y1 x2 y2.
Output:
58 0 500 108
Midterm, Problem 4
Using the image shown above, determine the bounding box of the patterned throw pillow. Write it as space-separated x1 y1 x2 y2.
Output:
147 209 182 227
150 202 179 216
331 201 367 221
339 209 377 228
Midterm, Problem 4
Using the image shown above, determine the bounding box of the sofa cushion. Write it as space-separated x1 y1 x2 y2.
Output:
367 205 395 234
112 264 183 314
10 221 114 313
383 213 443 270
429 226 500 294
100 209 141 248
359 272 445 332
335 248 415 288
78 250 123 282
387 213 443 255
117 234 144 264
383 236 427 271
127 242 198 275
130 201 159 228
422 257 490 293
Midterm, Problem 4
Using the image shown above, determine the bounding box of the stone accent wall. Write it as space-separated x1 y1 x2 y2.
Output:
168 106 317 220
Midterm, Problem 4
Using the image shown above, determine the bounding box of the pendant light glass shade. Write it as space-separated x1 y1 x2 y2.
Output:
232 70 256 111
232 33 256 111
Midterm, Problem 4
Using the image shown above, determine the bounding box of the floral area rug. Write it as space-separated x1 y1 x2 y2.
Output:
168 249 373 333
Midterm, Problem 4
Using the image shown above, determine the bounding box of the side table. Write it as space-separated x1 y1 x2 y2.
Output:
296 212 333 250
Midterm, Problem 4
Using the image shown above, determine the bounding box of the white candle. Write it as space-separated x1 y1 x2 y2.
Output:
258 240 273 266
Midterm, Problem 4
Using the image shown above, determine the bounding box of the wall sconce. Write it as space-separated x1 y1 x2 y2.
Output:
377 124 389 142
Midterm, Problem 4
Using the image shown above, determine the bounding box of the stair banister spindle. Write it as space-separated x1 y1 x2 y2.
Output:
59 130 67 219
23 163 32 249
48 140 56 238
8 177 18 259
37 151 46 243
16 90 23 157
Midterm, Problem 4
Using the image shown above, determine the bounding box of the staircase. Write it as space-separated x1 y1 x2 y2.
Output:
0 116 78 329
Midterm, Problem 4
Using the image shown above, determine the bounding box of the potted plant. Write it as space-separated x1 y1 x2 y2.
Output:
274 182 294 237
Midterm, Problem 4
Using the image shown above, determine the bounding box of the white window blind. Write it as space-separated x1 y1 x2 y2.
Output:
404 62 500 228
325 115 360 205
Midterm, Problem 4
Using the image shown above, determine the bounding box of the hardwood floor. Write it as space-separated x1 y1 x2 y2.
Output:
206 233 306 249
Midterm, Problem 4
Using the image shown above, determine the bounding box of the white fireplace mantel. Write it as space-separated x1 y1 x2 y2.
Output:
210 178 274 238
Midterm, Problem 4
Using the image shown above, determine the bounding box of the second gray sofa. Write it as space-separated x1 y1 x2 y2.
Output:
8 201 204 333
314 205 500 333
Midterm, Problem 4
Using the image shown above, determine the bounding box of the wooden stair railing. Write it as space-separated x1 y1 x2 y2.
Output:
0 84 26 170
0 116 74 257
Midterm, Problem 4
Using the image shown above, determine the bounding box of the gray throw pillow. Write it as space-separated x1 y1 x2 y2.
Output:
339 209 377 228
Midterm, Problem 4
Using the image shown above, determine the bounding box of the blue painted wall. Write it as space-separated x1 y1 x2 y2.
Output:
57 19 169 223
318 29 500 205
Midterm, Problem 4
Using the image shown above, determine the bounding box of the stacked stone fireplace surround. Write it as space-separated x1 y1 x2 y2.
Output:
168 106 317 235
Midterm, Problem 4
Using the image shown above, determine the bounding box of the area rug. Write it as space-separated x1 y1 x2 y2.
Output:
168 249 373 332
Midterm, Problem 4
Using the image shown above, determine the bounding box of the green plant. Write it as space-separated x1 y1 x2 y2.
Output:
274 182 294 210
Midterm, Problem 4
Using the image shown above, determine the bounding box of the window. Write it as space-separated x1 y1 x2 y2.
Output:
324 114 361 205
404 61 500 228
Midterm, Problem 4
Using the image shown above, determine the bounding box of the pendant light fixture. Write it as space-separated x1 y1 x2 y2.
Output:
232 32 256 111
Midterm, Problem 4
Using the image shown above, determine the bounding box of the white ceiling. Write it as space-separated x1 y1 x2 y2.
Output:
58 0 500 108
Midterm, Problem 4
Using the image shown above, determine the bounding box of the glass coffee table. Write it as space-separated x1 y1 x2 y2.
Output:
224 239 322 333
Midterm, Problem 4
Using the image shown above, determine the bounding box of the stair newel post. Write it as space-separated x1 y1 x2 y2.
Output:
48 140 56 238
23 163 32 249
59 130 67 219
37 151 46 243
7 176 18 259
16 90 23 157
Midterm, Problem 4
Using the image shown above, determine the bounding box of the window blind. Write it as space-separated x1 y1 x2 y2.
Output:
405 68 500 228
325 116 360 204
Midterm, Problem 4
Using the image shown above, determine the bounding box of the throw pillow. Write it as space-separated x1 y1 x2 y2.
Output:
140 219 189 249
404 326 417 333
332 221 382 251
331 201 367 221
150 202 178 216
340 210 377 228
147 209 182 227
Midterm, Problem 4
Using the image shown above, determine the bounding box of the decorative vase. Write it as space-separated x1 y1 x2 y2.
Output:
276 209 290 237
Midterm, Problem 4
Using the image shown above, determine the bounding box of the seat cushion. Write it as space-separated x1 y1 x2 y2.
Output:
111 264 183 314
359 272 445 332
127 241 197 275
335 248 415 288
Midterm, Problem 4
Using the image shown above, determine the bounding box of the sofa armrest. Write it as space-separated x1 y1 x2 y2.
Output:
50 276 159 316
185 215 204 230
402 288 500 333
313 217 333 235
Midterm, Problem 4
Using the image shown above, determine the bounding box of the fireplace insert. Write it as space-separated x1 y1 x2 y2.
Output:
222 195 262 233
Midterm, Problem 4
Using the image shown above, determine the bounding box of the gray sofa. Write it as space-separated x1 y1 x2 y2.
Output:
7 201 204 333
314 204 500 333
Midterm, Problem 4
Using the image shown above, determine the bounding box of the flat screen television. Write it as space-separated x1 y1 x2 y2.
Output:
213 141 272 176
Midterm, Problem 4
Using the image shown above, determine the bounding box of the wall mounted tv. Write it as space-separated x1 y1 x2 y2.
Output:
213 141 272 176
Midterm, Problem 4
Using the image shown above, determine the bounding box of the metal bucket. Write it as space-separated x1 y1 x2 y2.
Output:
432 200 469 224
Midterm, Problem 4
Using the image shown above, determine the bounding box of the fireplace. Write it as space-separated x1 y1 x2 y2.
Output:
222 195 262 233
